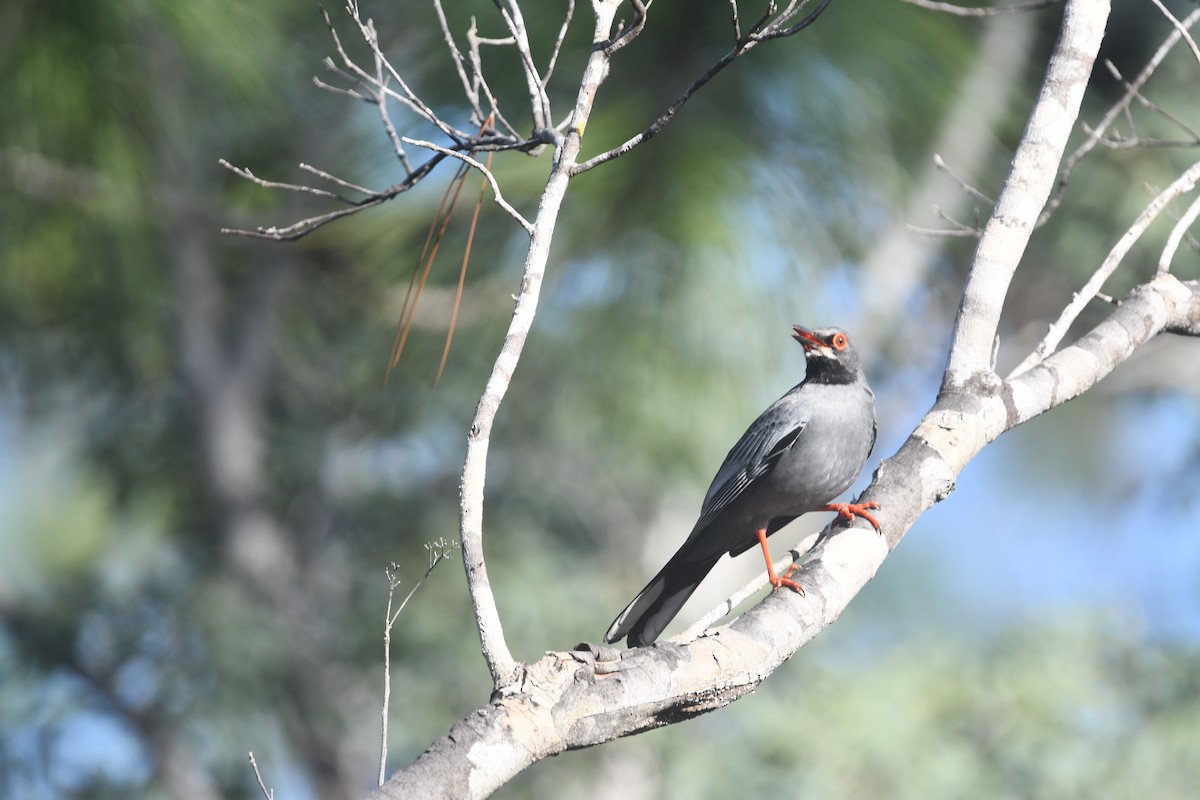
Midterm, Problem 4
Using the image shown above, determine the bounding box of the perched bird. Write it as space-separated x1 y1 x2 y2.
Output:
604 325 879 647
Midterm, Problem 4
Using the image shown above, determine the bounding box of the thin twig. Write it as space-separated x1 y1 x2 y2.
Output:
466 20 524 138
1010 159 1200 376
221 199 384 240
602 0 649 55
379 541 460 787
680 540 816 643
934 153 995 205
1103 61 1200 143
221 154 446 240
402 136 533 232
572 36 752 173
433 0 482 121
298 162 375 195
898 0 1061 15
1147 0 1200 69
762 0 837 39
312 75 368 101
906 223 983 238
905 202 985 237
495 0 552 130
366 17 414 173
1157 192 1200 275
219 160 353 202
574 0 834 174
1040 8 1200 225
542 0 575 86
249 752 274 800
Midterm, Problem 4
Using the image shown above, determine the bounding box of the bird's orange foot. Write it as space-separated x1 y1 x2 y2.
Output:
823 501 882 534
768 561 805 595
757 529 805 595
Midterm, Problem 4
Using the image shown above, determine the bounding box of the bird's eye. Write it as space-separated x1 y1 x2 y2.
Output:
832 333 848 350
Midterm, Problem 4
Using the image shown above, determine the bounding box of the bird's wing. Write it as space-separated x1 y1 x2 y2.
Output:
688 399 810 538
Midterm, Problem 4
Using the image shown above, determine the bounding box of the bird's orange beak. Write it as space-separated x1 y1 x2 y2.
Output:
791 325 825 352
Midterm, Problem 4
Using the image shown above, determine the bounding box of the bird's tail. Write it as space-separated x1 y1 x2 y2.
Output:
604 553 721 647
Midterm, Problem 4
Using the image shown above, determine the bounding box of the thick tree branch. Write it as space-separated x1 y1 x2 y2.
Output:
944 0 1110 388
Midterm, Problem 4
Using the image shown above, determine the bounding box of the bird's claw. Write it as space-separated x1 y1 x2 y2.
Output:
824 501 882 534
769 562 805 595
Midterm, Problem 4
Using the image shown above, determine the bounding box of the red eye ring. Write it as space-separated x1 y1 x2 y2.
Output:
832 333 848 351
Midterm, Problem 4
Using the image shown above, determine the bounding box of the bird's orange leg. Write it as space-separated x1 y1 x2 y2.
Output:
756 528 804 595
821 501 882 533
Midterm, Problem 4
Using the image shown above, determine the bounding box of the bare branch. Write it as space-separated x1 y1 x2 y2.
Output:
601 0 649 55
571 42 745 174
944 0 1109 387
1147 0 1200 70
1041 8 1200 225
220 154 446 240
1102 61 1200 143
494 0 552 130
934 152 995 206
1010 159 1200 376
1158 192 1200 276
898 0 1062 15
433 0 483 121
759 0 837 39
219 159 357 203
573 0 835 174
298 162 375 195
541 0 576 86
465 19 524 139
402 136 533 232
379 541 459 787
248 752 274 800
455 0 634 691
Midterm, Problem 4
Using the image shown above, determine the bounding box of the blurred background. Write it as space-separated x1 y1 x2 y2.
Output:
2 0 1199 798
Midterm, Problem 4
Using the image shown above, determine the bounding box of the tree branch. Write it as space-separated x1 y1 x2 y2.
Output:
458 0 625 689
1040 7 1200 225
898 0 1062 16
571 0 833 175
1011 159 1200 377
943 0 1109 388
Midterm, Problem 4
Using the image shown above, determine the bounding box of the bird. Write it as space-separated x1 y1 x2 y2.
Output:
604 325 879 647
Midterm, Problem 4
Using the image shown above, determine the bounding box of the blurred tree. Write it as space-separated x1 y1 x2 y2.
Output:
1 0 1198 799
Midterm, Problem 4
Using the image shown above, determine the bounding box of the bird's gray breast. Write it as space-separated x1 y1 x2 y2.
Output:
754 381 875 518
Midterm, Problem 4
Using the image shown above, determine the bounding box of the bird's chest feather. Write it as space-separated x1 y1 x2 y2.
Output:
761 384 874 511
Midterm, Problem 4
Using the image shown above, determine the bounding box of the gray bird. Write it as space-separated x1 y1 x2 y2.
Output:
604 325 879 647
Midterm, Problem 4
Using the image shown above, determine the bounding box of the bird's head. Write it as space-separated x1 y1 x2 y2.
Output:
791 325 863 385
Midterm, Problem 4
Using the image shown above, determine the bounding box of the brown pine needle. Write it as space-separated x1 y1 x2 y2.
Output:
383 160 471 386
385 113 496 388
435 149 494 385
